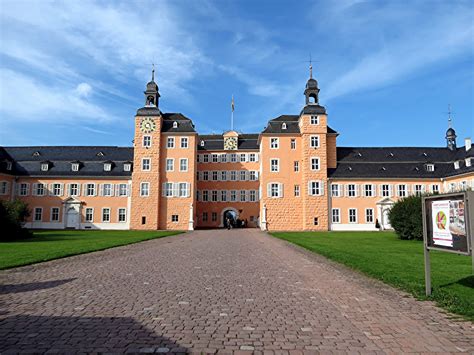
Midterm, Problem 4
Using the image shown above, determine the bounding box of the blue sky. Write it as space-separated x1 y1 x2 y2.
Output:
0 0 473 148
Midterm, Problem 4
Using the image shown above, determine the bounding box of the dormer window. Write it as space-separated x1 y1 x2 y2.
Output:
104 163 112 171
71 163 80 172
281 123 287 130
6 162 12 170
200 140 205 147
426 164 435 172
124 163 132 172
173 121 178 129
41 162 49 171
33 151 41 157
97 151 104 157
310 115 319 125
466 158 472 167
454 161 460 170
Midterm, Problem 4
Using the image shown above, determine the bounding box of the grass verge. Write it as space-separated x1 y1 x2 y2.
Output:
0 230 182 270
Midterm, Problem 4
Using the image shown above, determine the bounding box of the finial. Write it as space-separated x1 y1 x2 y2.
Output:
151 63 155 82
448 104 452 128
309 53 313 79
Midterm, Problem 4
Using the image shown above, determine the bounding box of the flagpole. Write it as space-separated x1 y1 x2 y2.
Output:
231 94 234 131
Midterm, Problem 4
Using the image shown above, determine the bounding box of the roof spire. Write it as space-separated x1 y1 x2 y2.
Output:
151 63 155 82
309 53 313 79
447 103 452 128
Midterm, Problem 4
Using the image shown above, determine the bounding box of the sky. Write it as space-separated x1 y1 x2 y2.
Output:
0 0 473 148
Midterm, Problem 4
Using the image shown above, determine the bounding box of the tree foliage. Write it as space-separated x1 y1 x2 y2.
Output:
0 199 31 241
388 195 423 240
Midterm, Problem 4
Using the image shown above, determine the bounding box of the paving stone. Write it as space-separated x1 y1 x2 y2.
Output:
0 229 473 353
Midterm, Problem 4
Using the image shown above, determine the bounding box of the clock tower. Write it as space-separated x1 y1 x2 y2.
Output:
130 70 163 229
223 130 239 150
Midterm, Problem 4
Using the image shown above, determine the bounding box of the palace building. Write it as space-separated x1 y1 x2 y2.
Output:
1 68 473 231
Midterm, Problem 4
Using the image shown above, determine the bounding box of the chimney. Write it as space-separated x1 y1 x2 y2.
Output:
465 138 472 151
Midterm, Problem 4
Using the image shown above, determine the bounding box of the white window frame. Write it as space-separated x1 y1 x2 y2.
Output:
52 183 62 196
270 158 279 172
118 183 128 197
294 184 300 197
331 208 340 223
85 183 96 197
331 184 341 197
310 135 320 148
294 161 299 172
102 208 111 223
140 182 150 197
180 158 188 172
310 115 319 125
143 135 151 148
270 138 279 149
310 157 320 171
85 208 94 222
268 183 283 198
167 137 175 148
19 183 29 196
166 158 174 172
71 163 79 172
51 207 60 222
290 139 296 150
249 153 257 162
118 208 127 223
381 184 391 197
397 184 407 197
308 180 323 196
347 184 357 197
104 163 112 171
180 137 189 148
35 183 46 196
41 163 49 171
348 208 357 223
0 181 9 195
363 184 374 197
102 183 113 197
141 158 151 171
123 163 131 172
431 184 440 194
365 208 374 223
33 207 43 221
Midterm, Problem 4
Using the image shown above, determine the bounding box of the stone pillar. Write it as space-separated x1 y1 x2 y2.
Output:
261 204 267 231
188 203 194 231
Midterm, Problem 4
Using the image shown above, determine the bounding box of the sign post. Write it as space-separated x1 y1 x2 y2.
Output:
422 191 473 296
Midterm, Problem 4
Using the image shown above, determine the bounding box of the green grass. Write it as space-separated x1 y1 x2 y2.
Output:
0 230 183 270
271 231 474 321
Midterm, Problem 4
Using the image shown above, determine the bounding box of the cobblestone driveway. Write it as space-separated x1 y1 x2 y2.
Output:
1 229 473 354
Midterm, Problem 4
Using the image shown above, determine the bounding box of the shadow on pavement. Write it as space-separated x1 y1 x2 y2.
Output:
0 278 77 295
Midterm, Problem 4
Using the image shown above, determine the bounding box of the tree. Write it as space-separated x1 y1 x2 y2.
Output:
0 199 31 241
388 195 423 240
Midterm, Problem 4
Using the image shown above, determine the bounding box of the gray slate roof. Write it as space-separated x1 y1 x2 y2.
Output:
262 114 337 134
0 146 133 177
161 113 196 133
197 134 259 151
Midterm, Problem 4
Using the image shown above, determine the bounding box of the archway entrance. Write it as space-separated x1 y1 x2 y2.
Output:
222 209 238 228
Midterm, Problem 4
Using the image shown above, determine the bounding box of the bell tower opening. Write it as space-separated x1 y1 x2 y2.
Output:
144 65 160 107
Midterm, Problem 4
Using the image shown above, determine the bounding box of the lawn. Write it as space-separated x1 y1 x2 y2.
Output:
0 230 183 270
271 231 474 321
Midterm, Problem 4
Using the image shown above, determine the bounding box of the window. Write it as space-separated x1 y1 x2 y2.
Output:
180 137 189 148
431 184 440 194
164 182 173 197
331 184 341 197
310 135 319 148
52 183 62 196
220 171 227 181
118 184 128 196
332 209 340 223
19 183 29 196
212 190 218 202
166 158 174 172
282 123 287 130
202 190 209 202
268 183 283 198
221 190 227 202
249 171 257 181
6 162 12 170
123 163 132 172
51 207 60 222
449 182 456 192
102 208 110 222
270 159 279 172
142 158 151 171
309 181 323 196
310 115 319 125
294 161 299 172
240 171 246 181
313 217 319 226
71 163 79 171
41 163 49 171
240 153 247 162
143 136 151 147
230 171 237 181
34 207 42 221
294 184 300 197
202 212 208 222
426 164 434 172
85 183 95 196
270 138 279 149
346 184 357 197
414 184 424 196
291 139 296 150
211 154 219 163
167 137 175 148
249 190 257 202
104 163 112 171
203 154 209 163
365 209 374 223
249 153 257 162
85 208 94 222
363 184 374 197
180 158 188 172
142 216 146 225
212 171 218 181
397 184 407 197
381 184 391 197
203 171 209 181
0 181 9 195
140 182 150 197
230 154 237 163
240 190 246 202
102 183 113 196
310 157 320 171
230 190 237 202
35 183 46 196
349 208 357 223
212 212 217 222
173 121 178 128
118 208 127 222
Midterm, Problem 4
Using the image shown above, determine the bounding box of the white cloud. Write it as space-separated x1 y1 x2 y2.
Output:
76 83 92 98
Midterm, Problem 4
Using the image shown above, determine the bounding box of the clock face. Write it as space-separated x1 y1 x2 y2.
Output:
140 117 156 133
224 137 238 150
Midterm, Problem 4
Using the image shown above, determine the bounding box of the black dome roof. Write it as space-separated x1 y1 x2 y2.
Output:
146 80 158 91
446 127 456 137
306 78 318 89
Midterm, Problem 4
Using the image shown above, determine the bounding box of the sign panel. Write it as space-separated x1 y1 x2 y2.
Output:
423 192 472 255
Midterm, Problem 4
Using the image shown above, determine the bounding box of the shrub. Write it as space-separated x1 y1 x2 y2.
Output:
388 195 423 240
0 199 32 241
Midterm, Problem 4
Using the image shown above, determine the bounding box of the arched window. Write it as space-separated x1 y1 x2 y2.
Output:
281 123 287 130
173 121 178 129
308 94 317 104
